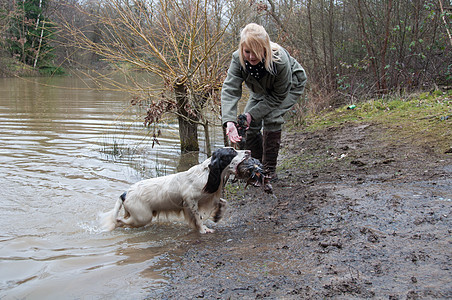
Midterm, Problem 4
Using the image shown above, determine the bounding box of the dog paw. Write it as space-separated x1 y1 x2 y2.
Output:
200 225 215 234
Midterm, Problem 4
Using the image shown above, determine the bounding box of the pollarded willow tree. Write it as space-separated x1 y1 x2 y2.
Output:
60 0 242 154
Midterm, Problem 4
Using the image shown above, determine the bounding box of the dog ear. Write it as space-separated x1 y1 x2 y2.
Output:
203 148 237 193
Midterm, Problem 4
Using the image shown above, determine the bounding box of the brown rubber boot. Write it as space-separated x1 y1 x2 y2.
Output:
262 130 281 193
245 131 263 161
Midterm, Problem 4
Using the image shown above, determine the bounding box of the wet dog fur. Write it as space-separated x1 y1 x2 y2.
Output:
100 147 250 234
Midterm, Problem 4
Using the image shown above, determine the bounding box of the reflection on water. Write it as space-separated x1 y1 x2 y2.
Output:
0 76 223 298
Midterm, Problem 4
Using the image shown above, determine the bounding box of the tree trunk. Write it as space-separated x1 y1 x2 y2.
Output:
32 0 43 68
355 0 380 90
174 78 199 153
379 0 392 93
328 0 335 90
202 119 211 156
33 21 45 68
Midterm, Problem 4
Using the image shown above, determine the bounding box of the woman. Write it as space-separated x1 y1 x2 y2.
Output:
221 23 307 185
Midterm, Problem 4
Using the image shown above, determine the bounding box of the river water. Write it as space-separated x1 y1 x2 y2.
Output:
0 76 224 299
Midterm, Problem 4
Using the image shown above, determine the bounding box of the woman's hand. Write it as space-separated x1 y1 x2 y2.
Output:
226 122 242 143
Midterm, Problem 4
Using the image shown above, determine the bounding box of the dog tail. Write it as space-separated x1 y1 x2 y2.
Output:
99 192 126 231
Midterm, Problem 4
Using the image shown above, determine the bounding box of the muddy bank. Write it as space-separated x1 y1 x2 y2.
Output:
156 121 451 299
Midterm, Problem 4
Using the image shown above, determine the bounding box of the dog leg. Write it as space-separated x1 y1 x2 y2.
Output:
184 199 214 234
213 198 227 223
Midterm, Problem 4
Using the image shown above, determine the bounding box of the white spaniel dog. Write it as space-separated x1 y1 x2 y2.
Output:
100 147 250 233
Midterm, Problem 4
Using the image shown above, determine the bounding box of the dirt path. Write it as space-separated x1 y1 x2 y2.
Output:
157 121 451 299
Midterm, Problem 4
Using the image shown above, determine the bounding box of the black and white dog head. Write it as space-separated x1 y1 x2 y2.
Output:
203 147 250 193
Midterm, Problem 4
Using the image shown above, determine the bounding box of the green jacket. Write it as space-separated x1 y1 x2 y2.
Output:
221 47 307 126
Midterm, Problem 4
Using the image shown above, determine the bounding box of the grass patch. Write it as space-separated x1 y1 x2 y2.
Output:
296 91 451 154
0 56 40 77
100 131 169 179
279 151 334 171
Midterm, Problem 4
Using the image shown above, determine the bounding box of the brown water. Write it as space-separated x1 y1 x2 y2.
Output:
0 76 224 298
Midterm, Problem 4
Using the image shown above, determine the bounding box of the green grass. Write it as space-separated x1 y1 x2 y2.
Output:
296 91 451 154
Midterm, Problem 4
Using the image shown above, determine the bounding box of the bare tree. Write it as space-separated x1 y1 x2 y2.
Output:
60 0 240 154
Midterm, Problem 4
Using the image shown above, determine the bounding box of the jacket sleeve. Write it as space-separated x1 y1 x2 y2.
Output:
285 58 308 106
221 53 244 126
246 53 292 122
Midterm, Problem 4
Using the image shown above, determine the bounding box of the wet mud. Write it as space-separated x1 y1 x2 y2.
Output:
157 122 451 299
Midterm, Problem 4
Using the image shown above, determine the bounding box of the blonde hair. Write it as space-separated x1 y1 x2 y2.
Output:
238 23 280 74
